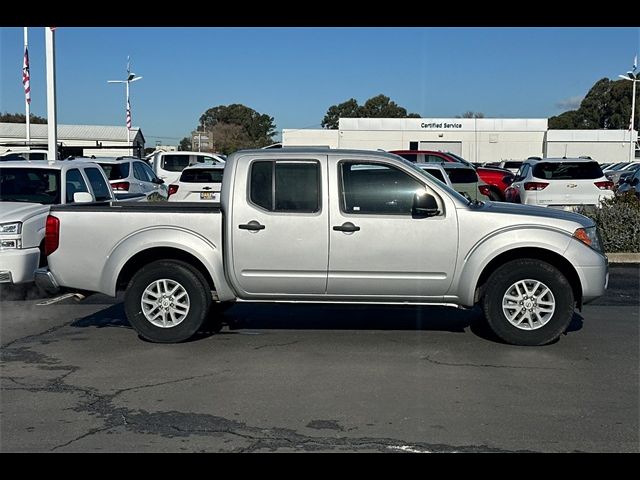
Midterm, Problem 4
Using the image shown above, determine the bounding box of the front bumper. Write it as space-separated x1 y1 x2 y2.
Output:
34 267 61 294
0 247 40 284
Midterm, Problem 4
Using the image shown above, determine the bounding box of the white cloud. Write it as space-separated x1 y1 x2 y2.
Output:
555 95 584 111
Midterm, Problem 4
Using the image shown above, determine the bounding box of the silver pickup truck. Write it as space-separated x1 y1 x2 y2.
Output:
36 148 608 346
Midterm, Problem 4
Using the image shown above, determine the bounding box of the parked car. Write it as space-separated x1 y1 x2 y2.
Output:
37 148 608 347
416 163 491 202
616 168 640 199
602 162 628 173
504 158 614 210
389 150 513 201
605 162 640 187
0 160 120 285
148 151 226 185
168 164 225 202
95 156 168 200
0 149 49 161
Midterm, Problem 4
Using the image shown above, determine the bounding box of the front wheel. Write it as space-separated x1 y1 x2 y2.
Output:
482 259 575 346
124 260 212 343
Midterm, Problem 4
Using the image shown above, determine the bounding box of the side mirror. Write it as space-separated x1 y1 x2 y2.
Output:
154 178 165 185
73 192 94 203
412 192 440 218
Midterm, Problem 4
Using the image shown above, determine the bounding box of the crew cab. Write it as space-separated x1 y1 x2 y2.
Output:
0 160 130 285
36 149 608 346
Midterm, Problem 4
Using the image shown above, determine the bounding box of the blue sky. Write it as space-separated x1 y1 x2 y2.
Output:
1 27 638 145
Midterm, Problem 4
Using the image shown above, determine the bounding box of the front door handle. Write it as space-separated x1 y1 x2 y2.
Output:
333 222 360 232
239 220 265 231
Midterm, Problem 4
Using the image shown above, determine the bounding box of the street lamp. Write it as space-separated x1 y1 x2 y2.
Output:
618 56 638 162
108 56 142 156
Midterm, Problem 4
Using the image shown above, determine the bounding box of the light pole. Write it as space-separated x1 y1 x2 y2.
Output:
619 56 638 162
108 57 142 156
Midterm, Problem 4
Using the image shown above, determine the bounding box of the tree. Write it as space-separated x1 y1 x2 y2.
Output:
460 111 485 118
199 104 276 151
549 77 639 129
321 98 359 129
321 94 420 129
209 123 253 154
179 137 191 151
0 112 47 124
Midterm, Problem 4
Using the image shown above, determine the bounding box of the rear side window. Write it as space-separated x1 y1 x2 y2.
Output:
84 167 112 201
249 161 320 213
66 168 89 203
532 162 603 180
398 153 418 163
420 168 446 183
29 152 46 160
161 155 191 172
445 168 478 183
98 162 129 180
425 154 445 163
180 168 224 183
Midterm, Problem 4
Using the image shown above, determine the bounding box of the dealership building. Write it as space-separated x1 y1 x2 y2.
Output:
283 118 638 164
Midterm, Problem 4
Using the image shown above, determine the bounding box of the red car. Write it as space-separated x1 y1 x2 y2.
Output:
389 150 514 201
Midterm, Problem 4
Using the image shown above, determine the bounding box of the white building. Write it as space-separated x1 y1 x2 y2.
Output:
283 118 638 164
0 122 145 158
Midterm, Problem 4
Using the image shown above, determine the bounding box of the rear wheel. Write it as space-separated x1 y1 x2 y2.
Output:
482 259 575 346
124 260 212 343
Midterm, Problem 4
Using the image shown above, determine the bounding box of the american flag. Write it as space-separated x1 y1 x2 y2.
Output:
126 99 132 129
22 46 31 104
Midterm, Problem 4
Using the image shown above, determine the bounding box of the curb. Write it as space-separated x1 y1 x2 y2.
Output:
606 253 640 264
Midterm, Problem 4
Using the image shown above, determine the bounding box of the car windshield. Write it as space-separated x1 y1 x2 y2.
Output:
180 168 224 183
0 167 61 204
532 161 603 180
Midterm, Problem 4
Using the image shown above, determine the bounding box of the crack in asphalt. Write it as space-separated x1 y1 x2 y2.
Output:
253 341 300 350
421 355 563 370
2 317 545 453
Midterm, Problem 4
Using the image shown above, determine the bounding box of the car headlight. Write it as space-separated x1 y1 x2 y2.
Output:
0 222 22 234
573 226 602 253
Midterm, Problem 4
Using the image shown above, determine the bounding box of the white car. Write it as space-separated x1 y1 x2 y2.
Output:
149 151 226 185
0 160 114 285
506 158 614 210
167 164 224 202
94 156 168 200
0 149 49 161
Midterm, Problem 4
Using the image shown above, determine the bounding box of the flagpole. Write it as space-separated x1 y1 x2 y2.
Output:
24 27 30 145
45 27 57 163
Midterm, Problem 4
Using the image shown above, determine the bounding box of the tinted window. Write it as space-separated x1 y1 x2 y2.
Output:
418 167 446 183
398 153 418 163
140 162 158 182
180 168 224 183
66 168 89 203
161 155 191 172
1 153 27 161
133 162 148 181
444 168 478 183
98 162 130 180
29 152 46 160
249 161 320 213
0 168 60 204
340 162 424 215
532 162 603 180
85 167 111 201
504 161 522 169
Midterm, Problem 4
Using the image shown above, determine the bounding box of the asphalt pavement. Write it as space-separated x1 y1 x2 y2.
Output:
1 265 638 452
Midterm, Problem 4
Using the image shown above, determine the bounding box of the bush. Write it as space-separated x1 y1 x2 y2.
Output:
576 193 640 253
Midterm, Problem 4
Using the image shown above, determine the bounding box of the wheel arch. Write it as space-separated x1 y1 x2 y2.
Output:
474 247 583 308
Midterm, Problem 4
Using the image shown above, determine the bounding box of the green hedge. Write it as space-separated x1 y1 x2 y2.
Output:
576 193 640 253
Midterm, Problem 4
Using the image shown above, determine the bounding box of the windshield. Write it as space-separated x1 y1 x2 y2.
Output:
390 154 474 205
0 168 61 204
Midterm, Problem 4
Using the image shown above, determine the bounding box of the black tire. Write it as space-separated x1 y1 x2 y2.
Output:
482 259 575 346
124 260 212 343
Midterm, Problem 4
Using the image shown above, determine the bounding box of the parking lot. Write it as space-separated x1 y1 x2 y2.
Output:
0 264 637 453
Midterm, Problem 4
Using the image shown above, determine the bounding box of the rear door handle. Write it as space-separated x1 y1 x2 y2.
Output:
239 220 265 231
333 222 360 232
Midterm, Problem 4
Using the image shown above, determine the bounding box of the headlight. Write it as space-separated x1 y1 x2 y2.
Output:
0 239 21 249
0 222 22 234
573 226 602 253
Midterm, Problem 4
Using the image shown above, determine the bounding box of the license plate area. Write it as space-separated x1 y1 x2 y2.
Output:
200 192 219 200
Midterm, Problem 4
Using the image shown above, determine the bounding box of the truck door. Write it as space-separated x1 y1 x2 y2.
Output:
229 155 328 296
327 157 459 299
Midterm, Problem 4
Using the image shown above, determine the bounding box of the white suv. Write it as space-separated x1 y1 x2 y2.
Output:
167 164 225 202
149 151 226 185
505 158 614 210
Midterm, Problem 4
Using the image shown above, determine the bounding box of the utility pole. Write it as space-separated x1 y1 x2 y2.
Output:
45 27 57 163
